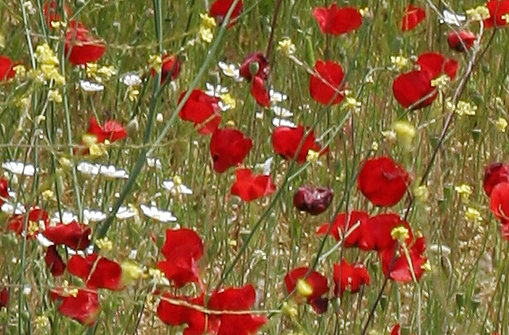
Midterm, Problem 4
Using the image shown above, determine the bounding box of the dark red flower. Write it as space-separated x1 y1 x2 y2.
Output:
45 245 66 277
209 0 244 27
316 210 369 246
313 4 362 35
151 54 181 83
210 128 253 173
309 59 345 105
500 222 509 241
178 89 222 135
0 287 8 308
230 168 276 202
87 116 128 143
490 182 509 221
393 70 437 109
485 0 509 28
43 1 71 25
333 259 370 297
416 52 458 80
448 30 476 52
358 213 413 251
68 253 123 290
157 228 203 288
8 207 49 238
484 162 509 196
250 76 270 108
401 5 426 31
65 21 106 65
209 285 267 335
272 125 325 163
0 56 16 81
42 220 91 250
51 288 100 326
293 186 333 215
0 177 9 206
239 52 269 81
284 267 329 314
157 294 206 335
357 156 411 207
380 236 427 283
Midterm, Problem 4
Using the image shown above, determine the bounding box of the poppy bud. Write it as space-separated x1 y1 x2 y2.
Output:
447 30 476 52
239 52 269 81
0 287 8 308
293 186 333 215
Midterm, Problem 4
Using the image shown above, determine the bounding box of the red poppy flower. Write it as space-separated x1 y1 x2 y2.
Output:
210 128 253 173
157 294 207 335
209 0 244 27
272 125 325 163
0 177 9 206
380 236 427 283
358 213 413 252
178 89 222 135
284 267 329 314
8 207 49 238
151 54 181 83
490 182 509 221
309 59 345 105
393 70 437 109
45 245 66 276
157 228 203 288
401 5 426 31
65 21 106 65
209 285 267 335
0 56 16 81
316 210 369 247
293 186 333 215
448 30 476 52
484 162 509 196
357 156 411 207
250 76 271 108
0 287 8 308
87 116 128 143
68 253 124 290
313 4 362 35
239 52 269 81
416 52 458 80
230 168 276 202
42 220 91 250
43 1 71 25
334 259 370 297
485 0 509 28
51 288 100 326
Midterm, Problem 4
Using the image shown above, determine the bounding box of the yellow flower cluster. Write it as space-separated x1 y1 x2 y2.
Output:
199 13 216 43
86 63 118 82
390 55 410 72
277 38 296 57
466 6 490 21
30 43 65 85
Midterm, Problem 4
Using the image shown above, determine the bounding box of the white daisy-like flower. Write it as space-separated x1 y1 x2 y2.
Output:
1 202 26 215
256 157 273 175
36 233 54 247
2 161 37 176
120 72 142 86
83 208 107 222
271 105 293 118
205 82 228 97
162 179 193 195
439 8 466 26
129 249 138 260
52 210 78 224
269 89 288 103
272 118 296 128
147 157 162 169
218 61 243 82
77 161 100 176
98 164 129 179
140 203 177 223
113 205 138 220
79 79 105 92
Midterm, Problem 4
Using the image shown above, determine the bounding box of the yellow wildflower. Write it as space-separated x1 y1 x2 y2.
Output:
277 38 296 57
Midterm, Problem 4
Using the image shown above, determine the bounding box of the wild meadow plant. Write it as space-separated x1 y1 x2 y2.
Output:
1 0 509 334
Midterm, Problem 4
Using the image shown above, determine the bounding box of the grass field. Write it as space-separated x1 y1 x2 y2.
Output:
1 0 509 334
